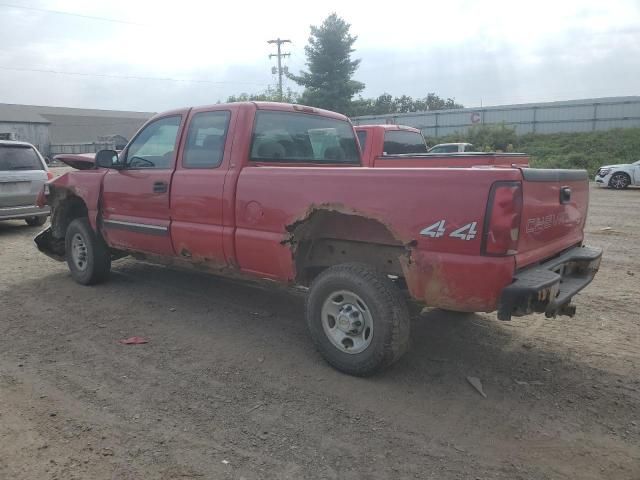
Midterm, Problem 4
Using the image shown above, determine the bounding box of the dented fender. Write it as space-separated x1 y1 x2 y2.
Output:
46 169 108 233
401 250 516 312
34 226 65 261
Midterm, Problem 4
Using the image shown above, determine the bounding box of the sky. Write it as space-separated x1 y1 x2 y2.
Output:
0 0 639 112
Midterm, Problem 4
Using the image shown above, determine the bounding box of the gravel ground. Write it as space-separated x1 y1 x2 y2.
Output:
0 182 638 480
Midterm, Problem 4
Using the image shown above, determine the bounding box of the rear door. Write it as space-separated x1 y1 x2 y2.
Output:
0 144 47 208
169 107 234 265
516 169 589 268
101 113 186 255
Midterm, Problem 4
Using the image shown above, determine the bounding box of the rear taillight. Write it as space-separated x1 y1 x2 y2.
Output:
36 186 47 207
47 170 54 180
482 181 522 256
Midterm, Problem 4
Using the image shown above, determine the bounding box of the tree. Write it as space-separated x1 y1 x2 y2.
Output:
226 86 299 103
345 92 464 116
289 13 365 114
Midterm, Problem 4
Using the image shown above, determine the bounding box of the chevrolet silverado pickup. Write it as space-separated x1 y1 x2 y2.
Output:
355 124 530 168
35 102 601 376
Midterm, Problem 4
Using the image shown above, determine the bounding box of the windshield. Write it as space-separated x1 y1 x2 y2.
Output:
251 111 359 164
0 145 43 171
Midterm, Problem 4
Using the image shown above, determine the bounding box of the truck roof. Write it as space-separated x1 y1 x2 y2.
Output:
145 102 351 124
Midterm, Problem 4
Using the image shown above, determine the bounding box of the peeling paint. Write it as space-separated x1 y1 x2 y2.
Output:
284 202 411 244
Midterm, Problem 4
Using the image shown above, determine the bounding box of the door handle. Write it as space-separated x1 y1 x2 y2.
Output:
153 181 168 193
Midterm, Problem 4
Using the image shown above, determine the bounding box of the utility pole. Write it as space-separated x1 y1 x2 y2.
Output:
268 38 291 101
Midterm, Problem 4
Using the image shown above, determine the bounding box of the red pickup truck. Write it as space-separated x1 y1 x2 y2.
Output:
35 102 601 376
355 124 530 168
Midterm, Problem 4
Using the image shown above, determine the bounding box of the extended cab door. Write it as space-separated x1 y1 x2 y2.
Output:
169 107 234 265
101 113 186 255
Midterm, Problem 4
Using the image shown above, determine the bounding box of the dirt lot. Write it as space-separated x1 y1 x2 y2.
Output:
0 182 638 480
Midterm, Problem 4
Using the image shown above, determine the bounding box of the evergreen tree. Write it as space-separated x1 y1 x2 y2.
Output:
289 13 364 114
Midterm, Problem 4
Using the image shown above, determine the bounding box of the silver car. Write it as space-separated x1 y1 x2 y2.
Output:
0 140 51 226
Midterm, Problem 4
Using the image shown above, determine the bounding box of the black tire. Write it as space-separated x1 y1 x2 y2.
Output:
306 263 410 376
609 172 630 190
65 218 111 285
25 216 47 227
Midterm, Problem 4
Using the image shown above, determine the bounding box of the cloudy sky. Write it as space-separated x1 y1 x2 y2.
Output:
0 0 638 112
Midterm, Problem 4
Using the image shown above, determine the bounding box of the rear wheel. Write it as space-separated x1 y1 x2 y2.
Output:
609 172 630 189
25 216 47 227
65 218 111 285
307 263 410 376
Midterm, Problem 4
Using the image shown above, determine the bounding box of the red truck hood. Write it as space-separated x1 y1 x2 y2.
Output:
54 153 96 170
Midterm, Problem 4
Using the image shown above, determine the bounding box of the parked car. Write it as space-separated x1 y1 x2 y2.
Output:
35 102 601 376
0 140 52 226
355 125 529 168
428 142 476 153
595 160 640 189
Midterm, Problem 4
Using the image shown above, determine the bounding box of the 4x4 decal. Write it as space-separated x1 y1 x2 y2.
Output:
420 220 478 241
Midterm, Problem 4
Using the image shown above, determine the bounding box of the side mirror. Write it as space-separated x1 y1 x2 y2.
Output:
95 149 120 169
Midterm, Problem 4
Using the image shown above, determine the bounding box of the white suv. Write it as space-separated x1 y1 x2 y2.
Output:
428 142 477 153
595 160 640 189
0 140 51 226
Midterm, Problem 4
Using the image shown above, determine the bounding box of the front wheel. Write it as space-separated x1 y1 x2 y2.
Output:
609 173 630 189
65 218 111 285
306 263 410 376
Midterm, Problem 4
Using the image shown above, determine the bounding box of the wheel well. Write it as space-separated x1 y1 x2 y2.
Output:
612 171 631 178
289 209 409 286
50 194 89 239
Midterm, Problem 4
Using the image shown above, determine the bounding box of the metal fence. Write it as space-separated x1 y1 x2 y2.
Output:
50 142 115 156
352 96 640 138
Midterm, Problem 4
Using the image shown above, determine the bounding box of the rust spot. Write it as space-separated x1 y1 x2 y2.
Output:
283 202 412 247
285 204 414 284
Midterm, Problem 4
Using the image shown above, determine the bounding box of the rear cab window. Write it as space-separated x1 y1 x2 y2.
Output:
383 130 427 154
0 145 44 171
356 130 368 150
250 111 359 164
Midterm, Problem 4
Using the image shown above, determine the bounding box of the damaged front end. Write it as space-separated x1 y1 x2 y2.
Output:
34 226 66 261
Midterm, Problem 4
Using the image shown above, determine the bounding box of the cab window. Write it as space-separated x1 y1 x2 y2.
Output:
383 130 428 154
125 115 181 169
250 111 359 164
356 130 368 150
183 111 230 168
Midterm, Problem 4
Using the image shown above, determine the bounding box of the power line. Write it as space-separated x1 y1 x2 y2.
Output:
0 66 269 86
0 2 143 25
268 38 291 101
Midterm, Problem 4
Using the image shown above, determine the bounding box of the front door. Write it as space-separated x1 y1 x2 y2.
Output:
101 113 185 256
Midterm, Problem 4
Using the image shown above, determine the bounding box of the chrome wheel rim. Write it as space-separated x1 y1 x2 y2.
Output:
611 174 628 189
71 233 88 271
321 290 374 354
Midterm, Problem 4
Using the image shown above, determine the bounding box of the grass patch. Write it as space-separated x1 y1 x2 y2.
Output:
428 126 640 175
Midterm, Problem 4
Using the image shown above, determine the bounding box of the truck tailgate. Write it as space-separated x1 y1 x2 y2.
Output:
516 169 589 269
